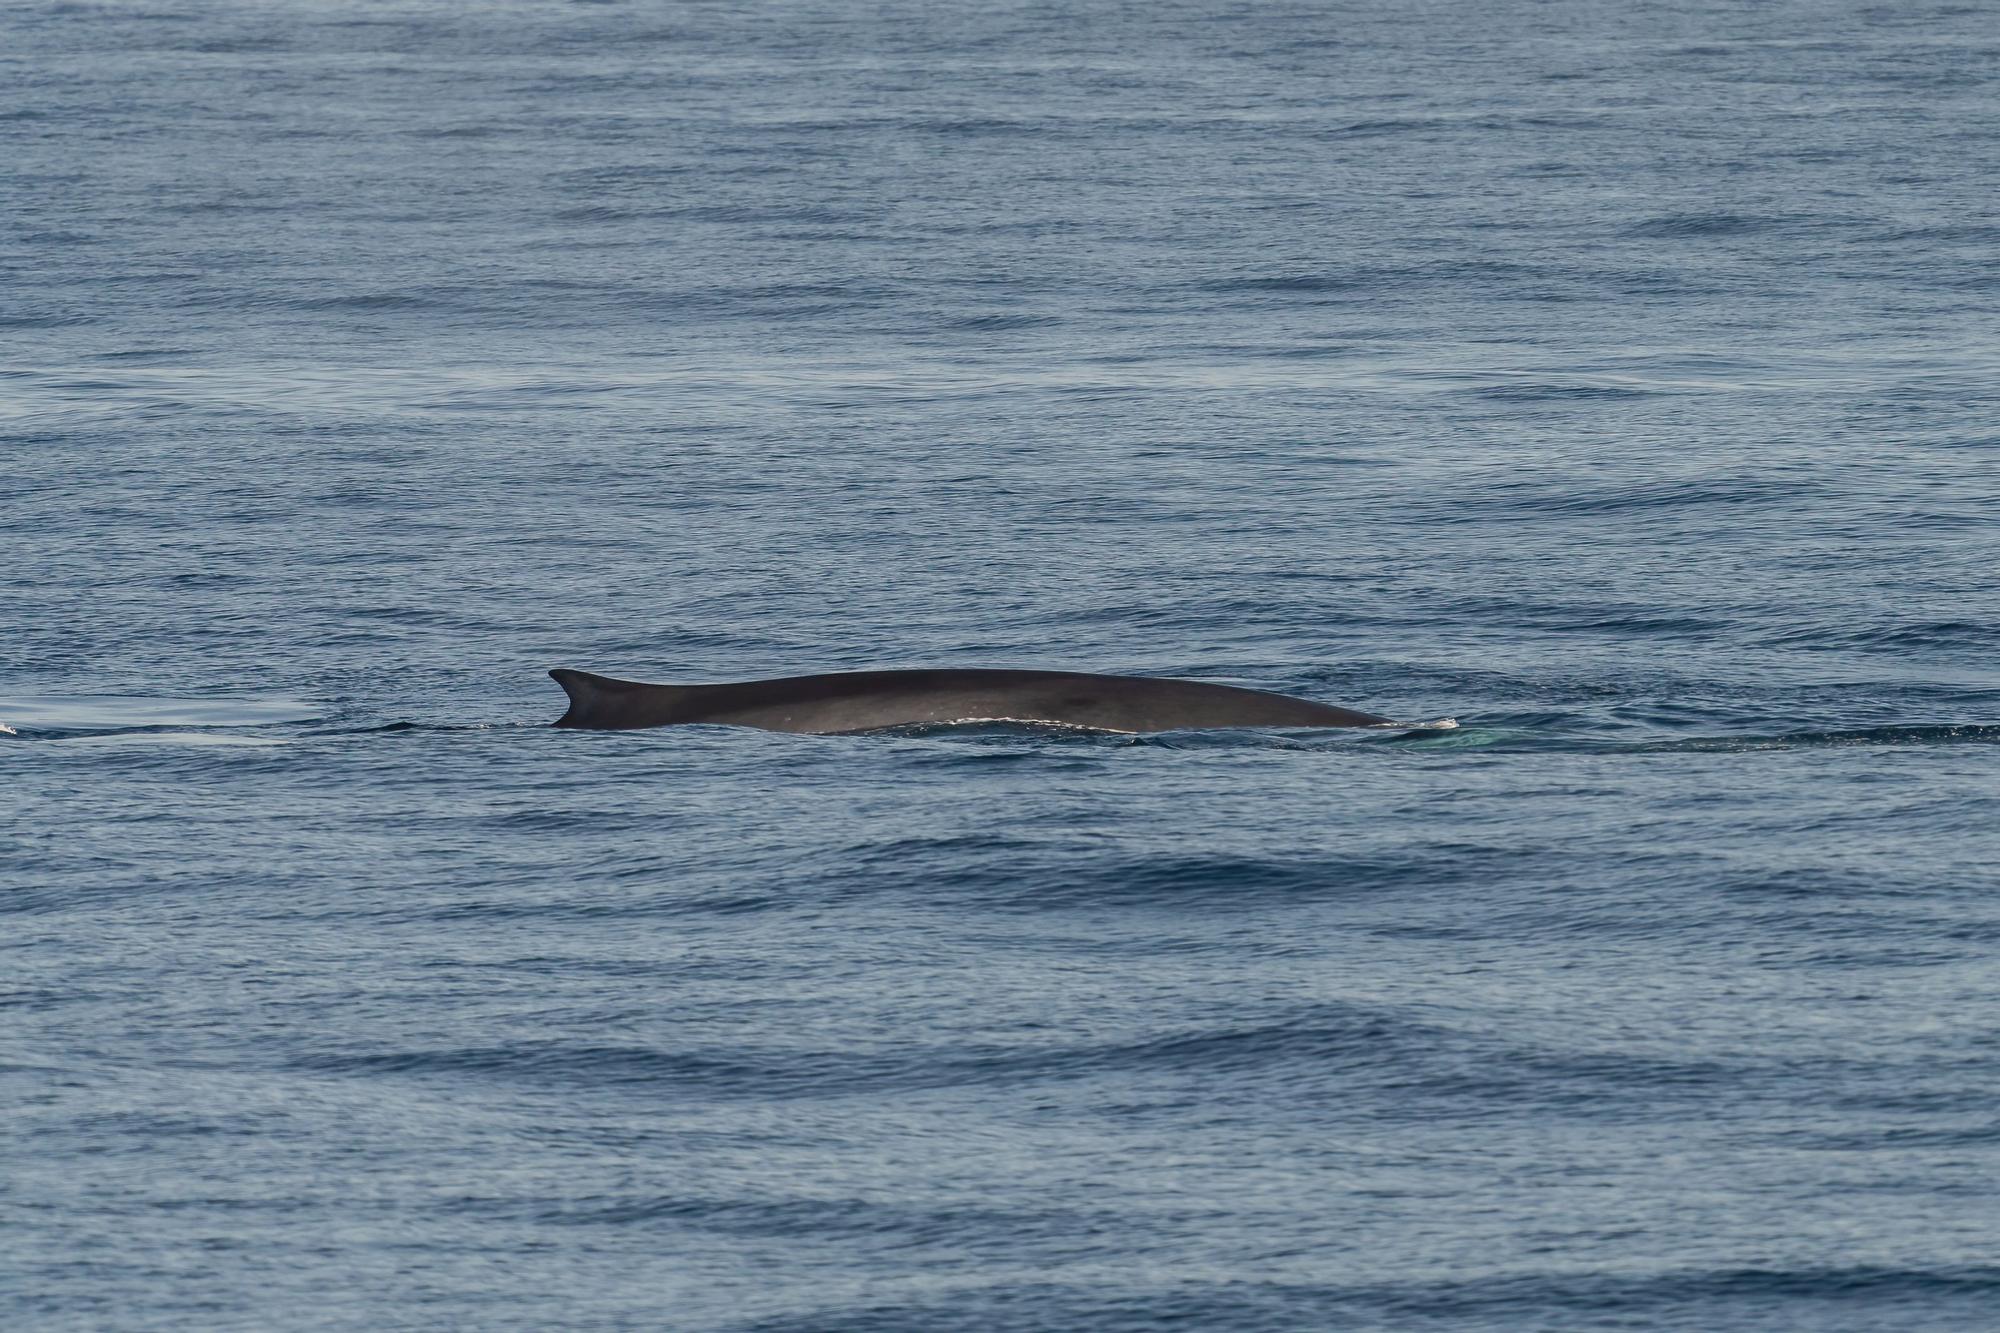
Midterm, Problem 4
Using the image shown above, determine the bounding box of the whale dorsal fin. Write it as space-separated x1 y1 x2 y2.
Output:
548 668 672 729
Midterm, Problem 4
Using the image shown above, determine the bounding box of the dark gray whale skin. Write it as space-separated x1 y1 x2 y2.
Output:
550 667 1392 735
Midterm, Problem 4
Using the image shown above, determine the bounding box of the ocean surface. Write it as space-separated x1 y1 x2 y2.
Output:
5 1 2000 1328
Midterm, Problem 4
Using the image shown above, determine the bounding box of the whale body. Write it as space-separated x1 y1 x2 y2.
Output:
549 667 1392 735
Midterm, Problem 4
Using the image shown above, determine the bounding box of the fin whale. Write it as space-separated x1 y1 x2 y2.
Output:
549 667 1392 735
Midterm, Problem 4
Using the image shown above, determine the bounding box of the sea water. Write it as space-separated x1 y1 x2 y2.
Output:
5 1 1999 1328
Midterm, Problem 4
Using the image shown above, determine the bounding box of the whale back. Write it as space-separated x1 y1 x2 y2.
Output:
550 666 1391 734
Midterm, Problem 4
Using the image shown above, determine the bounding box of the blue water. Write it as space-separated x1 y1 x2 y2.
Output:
6 1 2000 1328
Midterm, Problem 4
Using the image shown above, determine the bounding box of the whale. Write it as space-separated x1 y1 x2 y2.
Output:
549 667 1393 735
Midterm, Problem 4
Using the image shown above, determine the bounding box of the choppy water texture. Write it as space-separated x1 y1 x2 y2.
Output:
6 1 2000 1329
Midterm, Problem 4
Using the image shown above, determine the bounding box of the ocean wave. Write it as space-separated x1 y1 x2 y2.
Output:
1384 723 2000 754
0 694 320 738
735 1265 2000 1332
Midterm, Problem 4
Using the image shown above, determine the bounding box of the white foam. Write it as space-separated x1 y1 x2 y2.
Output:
939 716 1134 734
